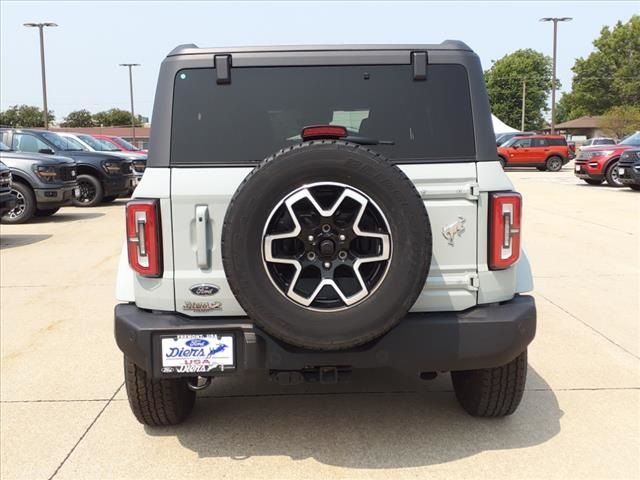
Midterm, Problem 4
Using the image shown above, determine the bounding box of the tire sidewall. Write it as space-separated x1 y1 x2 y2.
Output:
222 142 432 349
73 174 104 207
1 182 36 224
546 156 563 172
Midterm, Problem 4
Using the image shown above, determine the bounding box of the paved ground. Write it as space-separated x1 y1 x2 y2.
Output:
1 165 639 480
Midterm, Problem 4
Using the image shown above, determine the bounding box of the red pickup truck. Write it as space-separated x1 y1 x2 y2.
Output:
497 135 570 172
574 131 640 187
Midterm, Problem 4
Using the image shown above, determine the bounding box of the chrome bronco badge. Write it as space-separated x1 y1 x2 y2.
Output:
442 217 466 246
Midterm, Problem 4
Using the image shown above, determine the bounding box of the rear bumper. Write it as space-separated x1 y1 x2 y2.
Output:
115 295 537 379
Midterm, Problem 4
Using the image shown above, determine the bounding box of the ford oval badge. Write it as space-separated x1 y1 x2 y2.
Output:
186 338 209 347
190 284 220 296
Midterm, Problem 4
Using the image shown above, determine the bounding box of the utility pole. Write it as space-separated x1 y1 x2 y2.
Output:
24 22 58 129
540 17 572 134
119 63 141 145
521 78 527 132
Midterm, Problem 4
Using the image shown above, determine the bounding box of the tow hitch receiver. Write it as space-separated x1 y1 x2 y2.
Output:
271 366 351 386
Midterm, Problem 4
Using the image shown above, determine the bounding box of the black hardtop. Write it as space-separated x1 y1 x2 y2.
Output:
167 41 472 57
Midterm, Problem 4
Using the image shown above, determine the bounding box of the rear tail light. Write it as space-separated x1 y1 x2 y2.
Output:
489 192 522 270
301 125 348 141
126 199 162 277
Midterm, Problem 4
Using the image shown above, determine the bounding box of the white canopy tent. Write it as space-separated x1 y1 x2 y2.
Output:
492 114 519 134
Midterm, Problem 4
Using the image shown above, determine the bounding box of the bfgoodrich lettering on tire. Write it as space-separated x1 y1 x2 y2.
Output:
222 141 432 350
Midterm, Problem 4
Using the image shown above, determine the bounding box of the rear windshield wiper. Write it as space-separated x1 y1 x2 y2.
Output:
343 135 395 146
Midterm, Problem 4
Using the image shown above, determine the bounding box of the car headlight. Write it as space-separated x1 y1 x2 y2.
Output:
33 165 59 182
590 150 615 158
101 160 122 174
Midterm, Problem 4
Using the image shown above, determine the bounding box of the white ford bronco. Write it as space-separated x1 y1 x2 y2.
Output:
115 42 536 426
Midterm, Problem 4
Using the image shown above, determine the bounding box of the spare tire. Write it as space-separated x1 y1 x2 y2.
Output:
222 141 432 350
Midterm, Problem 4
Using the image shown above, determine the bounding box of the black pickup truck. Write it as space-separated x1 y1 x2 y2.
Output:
0 128 135 207
0 142 77 223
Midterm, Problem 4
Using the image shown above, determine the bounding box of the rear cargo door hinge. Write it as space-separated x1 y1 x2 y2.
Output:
214 54 232 84
469 273 480 291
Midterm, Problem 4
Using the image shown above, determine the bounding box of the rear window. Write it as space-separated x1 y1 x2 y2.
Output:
547 137 567 146
171 64 475 165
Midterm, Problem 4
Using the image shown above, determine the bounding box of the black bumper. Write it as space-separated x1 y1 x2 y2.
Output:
103 175 135 197
115 295 536 378
0 191 17 216
618 164 640 186
34 184 76 206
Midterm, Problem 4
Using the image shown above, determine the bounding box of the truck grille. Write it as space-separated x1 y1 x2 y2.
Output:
618 152 639 167
58 165 77 182
120 161 133 174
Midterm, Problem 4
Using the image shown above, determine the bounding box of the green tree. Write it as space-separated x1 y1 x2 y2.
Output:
61 109 94 127
484 49 553 131
560 15 640 120
92 108 143 127
0 104 55 127
600 105 640 139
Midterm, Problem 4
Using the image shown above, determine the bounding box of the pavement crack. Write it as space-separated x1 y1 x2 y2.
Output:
538 292 640 360
48 382 124 480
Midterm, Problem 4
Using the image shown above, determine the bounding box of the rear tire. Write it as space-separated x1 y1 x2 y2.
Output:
102 196 117 203
545 156 563 172
605 160 623 187
1 182 36 224
34 207 60 217
451 350 527 417
124 357 195 426
584 179 603 185
72 174 104 207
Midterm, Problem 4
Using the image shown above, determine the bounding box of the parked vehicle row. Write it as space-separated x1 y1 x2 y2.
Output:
0 128 147 223
574 131 640 188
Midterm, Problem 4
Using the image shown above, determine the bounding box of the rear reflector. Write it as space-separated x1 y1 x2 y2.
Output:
489 192 522 270
126 199 162 277
301 125 348 141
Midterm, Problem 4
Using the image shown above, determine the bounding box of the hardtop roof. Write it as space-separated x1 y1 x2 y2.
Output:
167 40 472 57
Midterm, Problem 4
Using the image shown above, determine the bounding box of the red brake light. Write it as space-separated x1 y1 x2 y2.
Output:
489 192 522 270
301 125 348 141
126 199 162 277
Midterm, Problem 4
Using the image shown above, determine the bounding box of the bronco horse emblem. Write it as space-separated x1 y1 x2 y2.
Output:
442 217 466 246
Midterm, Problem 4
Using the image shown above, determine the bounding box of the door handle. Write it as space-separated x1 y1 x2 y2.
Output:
195 205 210 269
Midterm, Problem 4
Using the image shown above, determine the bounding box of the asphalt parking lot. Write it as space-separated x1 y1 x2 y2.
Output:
1 164 638 480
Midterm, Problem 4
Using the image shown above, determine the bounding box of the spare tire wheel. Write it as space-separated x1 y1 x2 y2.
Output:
222 141 432 350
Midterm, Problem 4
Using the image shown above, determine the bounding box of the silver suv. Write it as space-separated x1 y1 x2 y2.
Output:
115 42 536 426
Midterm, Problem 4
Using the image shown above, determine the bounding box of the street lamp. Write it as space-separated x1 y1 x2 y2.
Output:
540 17 572 134
119 63 141 145
24 22 58 129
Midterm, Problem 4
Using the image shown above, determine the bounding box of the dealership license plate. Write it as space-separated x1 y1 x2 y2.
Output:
160 334 234 374
575 165 581 172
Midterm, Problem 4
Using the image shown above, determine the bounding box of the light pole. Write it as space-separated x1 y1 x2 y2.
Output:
119 63 141 145
540 17 572 134
24 22 58 129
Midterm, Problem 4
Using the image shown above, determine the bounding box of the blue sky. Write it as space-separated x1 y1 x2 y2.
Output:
1 1 637 121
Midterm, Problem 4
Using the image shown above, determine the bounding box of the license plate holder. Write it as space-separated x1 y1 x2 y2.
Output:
160 333 235 374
